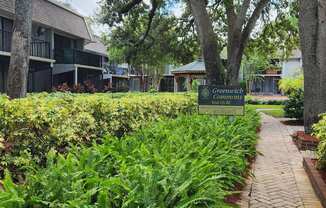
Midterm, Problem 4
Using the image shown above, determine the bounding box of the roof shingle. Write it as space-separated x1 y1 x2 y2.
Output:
171 60 206 74
85 36 108 56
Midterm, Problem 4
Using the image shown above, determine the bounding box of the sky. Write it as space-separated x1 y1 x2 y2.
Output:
57 0 108 35
59 0 183 17
58 0 99 16
57 0 183 35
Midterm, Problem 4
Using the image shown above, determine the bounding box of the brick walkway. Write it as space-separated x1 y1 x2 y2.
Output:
239 114 322 208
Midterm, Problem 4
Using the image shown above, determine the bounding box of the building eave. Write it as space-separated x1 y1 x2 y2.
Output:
0 51 56 63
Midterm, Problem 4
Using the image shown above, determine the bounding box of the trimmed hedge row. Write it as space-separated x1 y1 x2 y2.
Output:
245 96 286 105
0 93 196 177
0 110 260 207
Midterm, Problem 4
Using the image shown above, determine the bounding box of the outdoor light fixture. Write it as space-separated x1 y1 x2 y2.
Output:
37 27 46 36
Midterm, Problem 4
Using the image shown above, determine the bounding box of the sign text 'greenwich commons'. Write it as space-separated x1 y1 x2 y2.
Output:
198 85 245 116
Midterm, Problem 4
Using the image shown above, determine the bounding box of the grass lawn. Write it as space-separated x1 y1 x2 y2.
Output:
247 104 285 118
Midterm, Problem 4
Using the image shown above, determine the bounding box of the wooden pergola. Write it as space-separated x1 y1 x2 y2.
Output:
171 59 207 92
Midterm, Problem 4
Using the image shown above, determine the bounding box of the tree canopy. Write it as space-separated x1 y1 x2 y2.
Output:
98 0 299 85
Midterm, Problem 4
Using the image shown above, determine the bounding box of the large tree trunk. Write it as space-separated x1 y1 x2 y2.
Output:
299 0 320 133
224 0 270 86
7 0 33 99
227 42 243 86
188 0 224 85
318 0 326 114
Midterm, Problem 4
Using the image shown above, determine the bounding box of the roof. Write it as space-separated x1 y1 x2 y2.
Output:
0 0 92 40
171 47 227 75
171 59 206 74
85 36 108 56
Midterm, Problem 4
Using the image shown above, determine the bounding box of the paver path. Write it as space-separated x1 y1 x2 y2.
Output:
239 114 322 208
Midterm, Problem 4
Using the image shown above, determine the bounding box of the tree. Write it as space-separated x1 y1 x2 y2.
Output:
102 5 200 88
7 0 33 99
318 0 326 116
223 0 271 85
298 0 326 133
99 1 292 86
188 0 224 85
241 53 269 94
246 3 299 60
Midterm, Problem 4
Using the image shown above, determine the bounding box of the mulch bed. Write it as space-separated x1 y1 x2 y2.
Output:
224 156 256 205
224 125 261 205
281 119 304 126
291 131 319 151
303 158 326 208
224 183 244 204
256 126 261 133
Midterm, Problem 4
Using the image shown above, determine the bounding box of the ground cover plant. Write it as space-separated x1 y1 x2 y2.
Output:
0 110 260 207
0 93 196 178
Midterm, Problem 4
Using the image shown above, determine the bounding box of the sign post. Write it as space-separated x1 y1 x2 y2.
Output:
198 85 245 116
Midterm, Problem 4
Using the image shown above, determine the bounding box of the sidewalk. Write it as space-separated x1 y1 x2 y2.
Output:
239 114 322 208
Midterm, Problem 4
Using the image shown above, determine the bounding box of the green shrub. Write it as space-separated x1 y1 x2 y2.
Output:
0 93 196 177
313 115 326 169
148 87 158 93
245 96 285 105
283 89 304 120
279 75 303 95
0 110 260 208
191 80 200 92
246 99 285 105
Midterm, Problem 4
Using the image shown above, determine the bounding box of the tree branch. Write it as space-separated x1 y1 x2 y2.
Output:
224 0 237 28
211 0 223 8
134 0 159 46
235 0 251 29
241 0 270 44
119 0 143 14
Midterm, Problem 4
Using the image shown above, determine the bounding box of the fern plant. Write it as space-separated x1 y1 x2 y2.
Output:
0 110 260 208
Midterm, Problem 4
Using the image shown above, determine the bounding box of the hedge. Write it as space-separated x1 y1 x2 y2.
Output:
245 96 286 105
314 115 326 169
0 93 196 177
0 110 260 207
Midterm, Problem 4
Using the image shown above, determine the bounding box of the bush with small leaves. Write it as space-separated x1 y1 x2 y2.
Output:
284 89 304 120
0 93 196 178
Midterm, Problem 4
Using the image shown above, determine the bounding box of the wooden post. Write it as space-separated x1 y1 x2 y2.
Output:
187 74 192 91
174 75 178 92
